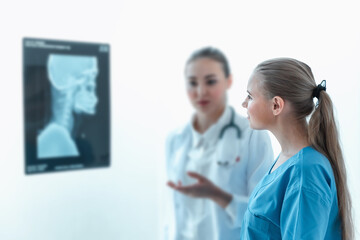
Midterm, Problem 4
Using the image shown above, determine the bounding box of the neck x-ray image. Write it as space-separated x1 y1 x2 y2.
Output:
23 38 110 174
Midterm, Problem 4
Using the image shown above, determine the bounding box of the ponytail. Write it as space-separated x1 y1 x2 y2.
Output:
308 90 353 240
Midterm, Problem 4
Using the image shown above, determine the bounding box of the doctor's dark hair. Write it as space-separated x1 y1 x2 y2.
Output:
254 58 353 240
186 47 231 78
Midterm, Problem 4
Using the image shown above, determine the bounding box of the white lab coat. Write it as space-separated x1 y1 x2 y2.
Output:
164 106 273 240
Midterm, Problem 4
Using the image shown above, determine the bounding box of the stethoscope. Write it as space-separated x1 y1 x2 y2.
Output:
217 107 242 167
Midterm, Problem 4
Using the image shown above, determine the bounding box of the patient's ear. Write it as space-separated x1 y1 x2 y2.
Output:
272 96 284 116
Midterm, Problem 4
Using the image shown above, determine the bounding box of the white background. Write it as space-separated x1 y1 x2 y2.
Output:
0 0 359 239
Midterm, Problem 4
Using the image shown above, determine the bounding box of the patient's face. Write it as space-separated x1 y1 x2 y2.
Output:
73 70 98 115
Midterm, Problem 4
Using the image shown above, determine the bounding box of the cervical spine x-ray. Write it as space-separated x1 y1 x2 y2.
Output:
23 38 110 174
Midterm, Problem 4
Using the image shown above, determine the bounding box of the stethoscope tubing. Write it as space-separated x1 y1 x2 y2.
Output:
218 107 241 139
217 107 241 167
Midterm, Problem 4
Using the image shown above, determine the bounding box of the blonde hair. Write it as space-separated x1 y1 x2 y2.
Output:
255 58 353 240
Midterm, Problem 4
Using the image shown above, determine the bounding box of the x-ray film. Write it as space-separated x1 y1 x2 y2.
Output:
23 37 110 174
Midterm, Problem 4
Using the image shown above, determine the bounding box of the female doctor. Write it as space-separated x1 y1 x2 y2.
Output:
165 47 274 240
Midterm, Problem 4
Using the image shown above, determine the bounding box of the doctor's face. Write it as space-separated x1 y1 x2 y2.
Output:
185 57 231 117
242 73 273 129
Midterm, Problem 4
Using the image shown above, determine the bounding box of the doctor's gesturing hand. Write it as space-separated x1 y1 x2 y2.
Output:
167 171 232 208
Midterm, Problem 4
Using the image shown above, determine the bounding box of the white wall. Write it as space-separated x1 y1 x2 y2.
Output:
0 0 359 239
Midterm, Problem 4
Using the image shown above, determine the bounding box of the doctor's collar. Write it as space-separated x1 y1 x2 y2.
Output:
190 106 232 148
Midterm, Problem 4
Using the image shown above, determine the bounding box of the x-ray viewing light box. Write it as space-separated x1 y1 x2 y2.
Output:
23 37 111 174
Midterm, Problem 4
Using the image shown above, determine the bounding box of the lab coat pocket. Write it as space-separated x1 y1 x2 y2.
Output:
210 157 239 191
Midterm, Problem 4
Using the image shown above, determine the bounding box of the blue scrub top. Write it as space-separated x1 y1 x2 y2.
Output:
240 146 341 239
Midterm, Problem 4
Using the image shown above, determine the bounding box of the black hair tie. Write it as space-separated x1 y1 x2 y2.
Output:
312 80 326 99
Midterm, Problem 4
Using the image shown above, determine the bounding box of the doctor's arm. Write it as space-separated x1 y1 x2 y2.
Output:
162 133 177 240
224 130 274 227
